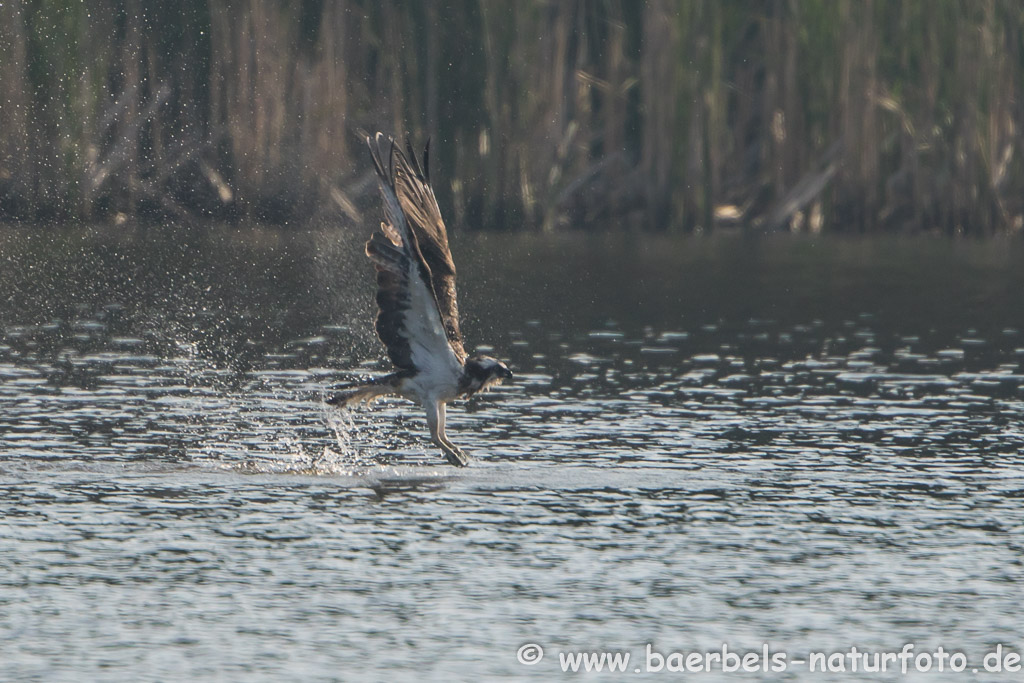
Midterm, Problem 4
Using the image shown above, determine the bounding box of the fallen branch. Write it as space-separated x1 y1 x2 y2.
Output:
758 140 843 231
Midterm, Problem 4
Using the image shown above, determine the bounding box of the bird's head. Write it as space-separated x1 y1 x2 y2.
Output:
461 355 513 395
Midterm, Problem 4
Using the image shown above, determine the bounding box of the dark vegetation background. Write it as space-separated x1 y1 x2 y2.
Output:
1 0 1022 234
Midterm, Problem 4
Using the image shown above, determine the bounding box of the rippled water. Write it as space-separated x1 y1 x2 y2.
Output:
2 225 1023 680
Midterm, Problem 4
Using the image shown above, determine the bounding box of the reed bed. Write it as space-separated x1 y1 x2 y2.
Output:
1 0 1021 234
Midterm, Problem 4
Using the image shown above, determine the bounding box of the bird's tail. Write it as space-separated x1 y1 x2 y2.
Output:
325 373 404 408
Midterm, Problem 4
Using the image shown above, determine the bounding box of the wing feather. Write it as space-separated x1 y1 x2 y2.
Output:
388 138 466 361
366 133 462 372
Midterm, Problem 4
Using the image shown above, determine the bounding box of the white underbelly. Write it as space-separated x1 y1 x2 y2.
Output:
401 365 461 404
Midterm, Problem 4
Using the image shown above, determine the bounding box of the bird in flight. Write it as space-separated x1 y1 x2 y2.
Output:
328 133 512 466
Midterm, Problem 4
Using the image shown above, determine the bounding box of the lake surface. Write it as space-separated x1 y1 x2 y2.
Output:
2 225 1023 680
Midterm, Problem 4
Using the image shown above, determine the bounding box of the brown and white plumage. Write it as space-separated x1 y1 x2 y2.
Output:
328 133 512 466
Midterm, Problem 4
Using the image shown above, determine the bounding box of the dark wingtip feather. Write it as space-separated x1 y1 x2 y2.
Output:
423 137 431 181
385 133 395 180
369 131 396 181
405 137 424 179
367 132 389 181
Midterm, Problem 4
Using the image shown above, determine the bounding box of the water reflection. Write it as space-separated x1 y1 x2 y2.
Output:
1 226 1023 679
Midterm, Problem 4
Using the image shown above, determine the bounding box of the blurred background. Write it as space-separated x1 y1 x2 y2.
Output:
2 0 1023 234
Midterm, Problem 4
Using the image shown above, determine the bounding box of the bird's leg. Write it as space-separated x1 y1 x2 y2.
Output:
425 400 469 467
436 401 470 464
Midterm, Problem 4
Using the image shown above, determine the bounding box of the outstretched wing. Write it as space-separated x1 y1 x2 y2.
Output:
387 137 466 361
365 133 464 373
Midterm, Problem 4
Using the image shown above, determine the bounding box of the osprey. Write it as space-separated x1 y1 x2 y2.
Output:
328 133 512 466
